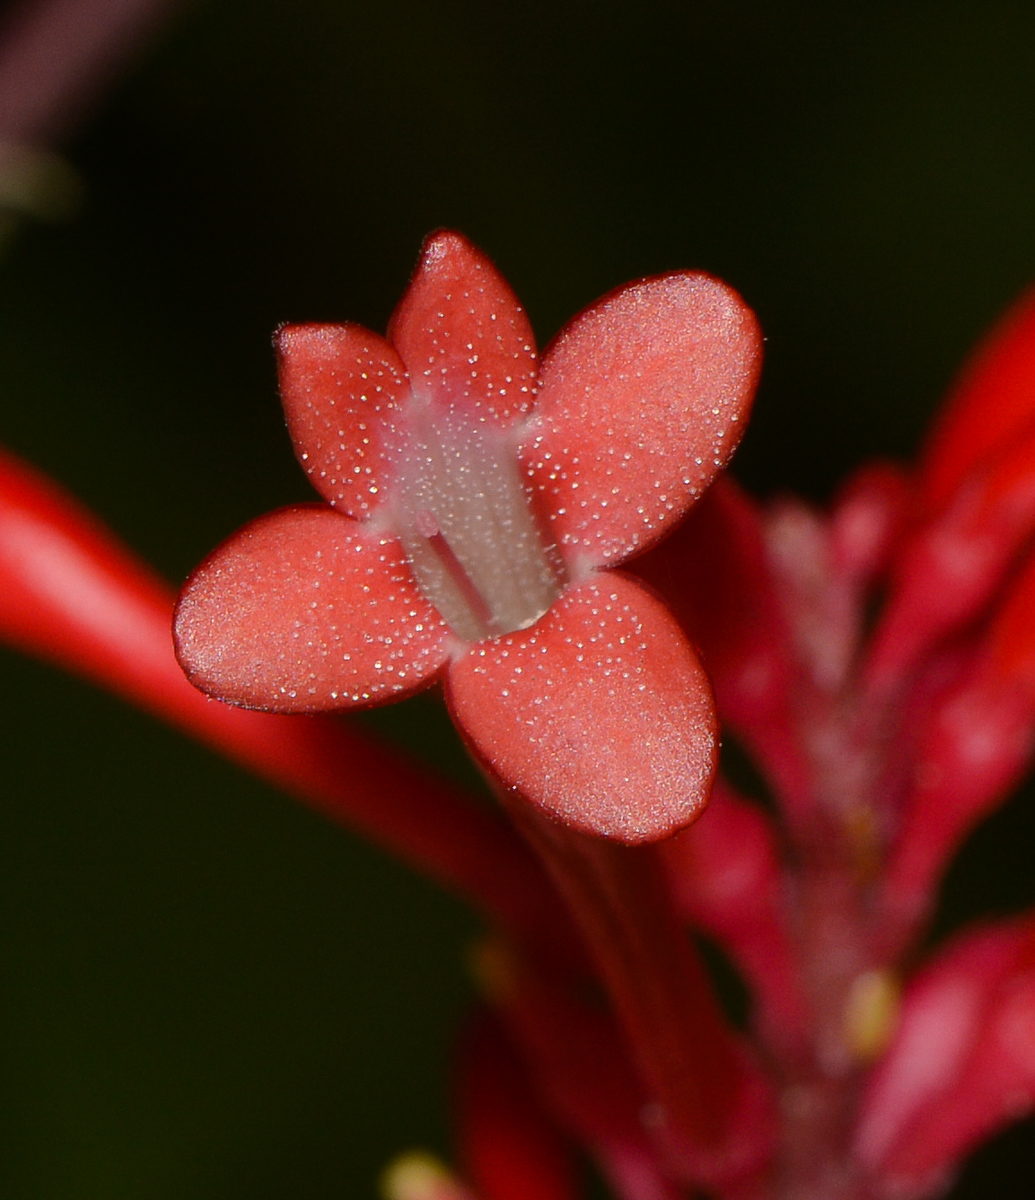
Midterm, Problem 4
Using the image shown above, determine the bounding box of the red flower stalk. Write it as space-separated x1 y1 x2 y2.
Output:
453 1009 582 1200
10 235 1035 1199
171 230 771 1185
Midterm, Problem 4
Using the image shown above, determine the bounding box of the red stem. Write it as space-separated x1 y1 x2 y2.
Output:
454 1009 582 1200
506 802 774 1190
474 938 686 1200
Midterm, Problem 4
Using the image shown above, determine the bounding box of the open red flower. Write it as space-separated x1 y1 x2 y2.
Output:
174 232 761 842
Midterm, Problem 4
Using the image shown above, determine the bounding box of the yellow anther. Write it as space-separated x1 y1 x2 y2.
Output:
843 969 901 1062
380 1151 474 1200
467 936 519 1003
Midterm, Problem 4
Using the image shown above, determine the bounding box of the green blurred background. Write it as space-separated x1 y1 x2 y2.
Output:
3 0 1035 1194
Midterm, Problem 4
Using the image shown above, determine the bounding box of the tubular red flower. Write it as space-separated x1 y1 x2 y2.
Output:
470 940 694 1200
867 422 1035 690
880 657 1035 947
880 545 1035 946
921 286 1035 512
174 230 762 842
856 918 1035 1198
504 815 776 1190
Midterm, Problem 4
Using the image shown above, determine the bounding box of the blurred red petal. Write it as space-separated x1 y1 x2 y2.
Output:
881 545 1035 932
987 541 1035 688
867 424 1035 690
881 659 1034 949
522 273 760 570
276 322 408 518
388 230 539 425
886 548 1035 922
829 460 911 591
921 286 1035 511
447 574 717 843
633 478 811 822
661 779 808 1055
856 919 1035 1197
174 505 449 712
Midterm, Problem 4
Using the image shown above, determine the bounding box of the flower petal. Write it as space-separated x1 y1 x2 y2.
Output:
276 323 409 518
661 779 808 1056
174 505 449 712
633 477 810 820
522 273 761 569
867 425 1035 690
856 919 1035 1195
881 541 1035 942
388 230 539 424
881 651 1035 953
921 285 1035 511
446 573 717 843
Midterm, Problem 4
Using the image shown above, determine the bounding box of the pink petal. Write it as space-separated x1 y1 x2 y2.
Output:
388 230 539 425
174 505 449 712
446 573 717 843
275 323 409 518
521 273 761 569
829 460 911 591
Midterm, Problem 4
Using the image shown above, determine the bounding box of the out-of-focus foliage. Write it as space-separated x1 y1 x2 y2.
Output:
4 1 1035 1195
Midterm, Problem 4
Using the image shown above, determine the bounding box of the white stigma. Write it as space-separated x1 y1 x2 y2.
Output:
390 400 565 642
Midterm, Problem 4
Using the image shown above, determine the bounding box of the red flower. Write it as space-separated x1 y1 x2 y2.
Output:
173 231 761 842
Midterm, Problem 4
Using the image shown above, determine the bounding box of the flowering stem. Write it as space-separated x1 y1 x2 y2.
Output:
453 1009 581 1200
504 800 773 1189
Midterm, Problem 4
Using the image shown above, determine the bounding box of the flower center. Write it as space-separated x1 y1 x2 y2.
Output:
390 403 565 642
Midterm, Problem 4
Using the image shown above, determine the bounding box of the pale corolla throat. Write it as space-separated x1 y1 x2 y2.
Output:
389 401 565 643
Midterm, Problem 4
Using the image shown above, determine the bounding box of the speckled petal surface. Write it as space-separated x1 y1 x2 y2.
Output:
387 231 539 424
174 505 449 712
276 323 409 518
521 273 762 569
446 573 717 843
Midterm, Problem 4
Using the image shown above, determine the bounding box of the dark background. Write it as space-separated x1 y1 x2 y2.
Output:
3 1 1035 1195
